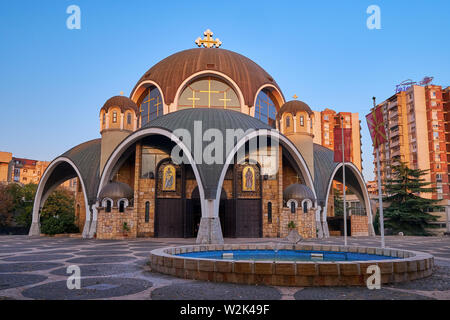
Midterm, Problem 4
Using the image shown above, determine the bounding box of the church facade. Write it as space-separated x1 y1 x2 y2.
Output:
29 31 374 243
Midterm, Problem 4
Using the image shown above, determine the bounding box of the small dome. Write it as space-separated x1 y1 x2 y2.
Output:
101 96 138 113
283 183 315 203
277 100 313 119
98 181 134 201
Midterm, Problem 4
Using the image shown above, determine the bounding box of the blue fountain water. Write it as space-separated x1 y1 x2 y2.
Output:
178 249 397 262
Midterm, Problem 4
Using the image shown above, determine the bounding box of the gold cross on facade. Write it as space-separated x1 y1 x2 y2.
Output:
143 96 155 121
154 96 162 116
195 29 222 48
188 91 200 108
200 78 220 107
219 91 231 108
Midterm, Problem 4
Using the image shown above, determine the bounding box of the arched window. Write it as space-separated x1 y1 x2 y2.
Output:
102 113 106 125
112 111 117 123
119 200 125 213
267 202 272 223
303 201 308 213
139 86 163 126
145 201 150 223
106 200 112 213
178 76 240 111
300 115 304 126
127 113 132 125
290 202 296 214
254 89 277 128
286 116 291 128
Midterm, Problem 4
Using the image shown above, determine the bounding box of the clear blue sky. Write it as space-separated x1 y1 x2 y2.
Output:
1 0 449 181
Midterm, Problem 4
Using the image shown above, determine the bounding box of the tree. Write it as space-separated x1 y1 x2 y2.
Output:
333 187 344 217
382 162 440 236
40 188 78 235
0 184 14 227
9 183 78 235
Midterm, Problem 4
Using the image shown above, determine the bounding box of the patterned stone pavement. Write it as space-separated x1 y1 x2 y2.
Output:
0 235 449 300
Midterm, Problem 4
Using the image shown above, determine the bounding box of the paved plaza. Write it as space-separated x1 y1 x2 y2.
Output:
0 235 449 300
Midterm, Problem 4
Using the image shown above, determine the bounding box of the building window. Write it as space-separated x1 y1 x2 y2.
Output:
145 201 150 223
433 132 439 139
102 113 106 125
290 202 296 213
106 200 112 213
139 86 163 126
178 76 240 111
267 202 272 224
254 89 277 128
119 200 125 213
436 174 442 182
324 115 329 121
112 111 117 123
286 116 291 128
303 201 308 213
300 116 304 126
127 113 132 125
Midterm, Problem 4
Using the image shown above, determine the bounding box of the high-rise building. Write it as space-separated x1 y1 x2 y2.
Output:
312 109 362 171
371 84 450 234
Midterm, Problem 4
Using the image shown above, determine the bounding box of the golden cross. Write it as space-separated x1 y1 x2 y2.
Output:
200 78 219 107
187 90 200 108
293 94 298 99
195 29 222 48
143 96 155 121
219 91 231 108
154 96 162 116
120 91 124 96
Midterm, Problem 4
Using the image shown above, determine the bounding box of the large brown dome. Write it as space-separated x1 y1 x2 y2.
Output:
131 48 283 107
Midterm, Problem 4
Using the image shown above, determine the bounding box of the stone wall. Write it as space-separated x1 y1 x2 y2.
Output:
351 215 369 236
96 206 137 240
280 207 316 239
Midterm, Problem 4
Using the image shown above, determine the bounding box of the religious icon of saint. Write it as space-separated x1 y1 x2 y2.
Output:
242 166 255 191
163 165 176 191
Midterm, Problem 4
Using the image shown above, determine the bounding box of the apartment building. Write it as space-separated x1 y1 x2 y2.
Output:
372 84 450 234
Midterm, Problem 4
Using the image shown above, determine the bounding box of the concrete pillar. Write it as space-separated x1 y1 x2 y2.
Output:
196 199 224 244
315 206 324 238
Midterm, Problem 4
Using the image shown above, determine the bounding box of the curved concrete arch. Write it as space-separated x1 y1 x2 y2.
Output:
214 129 316 219
321 162 374 237
252 84 285 115
29 157 90 237
98 127 207 221
172 70 246 112
130 80 166 109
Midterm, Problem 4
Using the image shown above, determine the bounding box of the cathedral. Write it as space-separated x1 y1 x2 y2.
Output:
29 30 374 243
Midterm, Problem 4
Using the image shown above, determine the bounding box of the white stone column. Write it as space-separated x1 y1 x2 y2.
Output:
322 205 330 238
293 116 297 133
120 113 124 130
315 206 324 238
196 199 224 244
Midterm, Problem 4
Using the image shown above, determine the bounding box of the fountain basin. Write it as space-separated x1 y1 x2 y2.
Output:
149 243 434 287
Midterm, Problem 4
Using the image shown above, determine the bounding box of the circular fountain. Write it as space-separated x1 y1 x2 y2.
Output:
149 243 434 287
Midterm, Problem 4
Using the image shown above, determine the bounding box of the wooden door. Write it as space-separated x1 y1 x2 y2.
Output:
235 199 261 238
155 198 183 237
